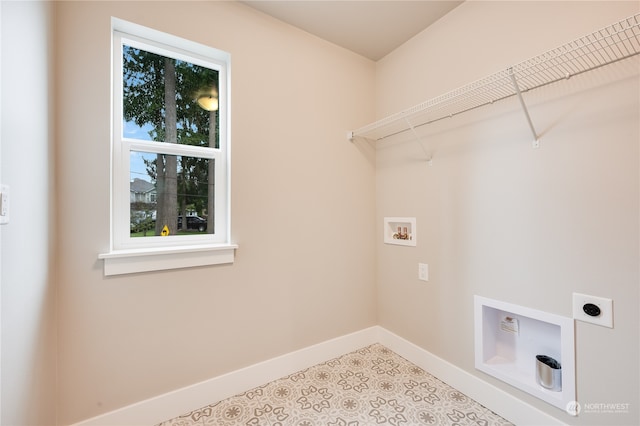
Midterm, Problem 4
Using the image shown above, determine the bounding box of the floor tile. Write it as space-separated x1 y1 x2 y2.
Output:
157 343 514 426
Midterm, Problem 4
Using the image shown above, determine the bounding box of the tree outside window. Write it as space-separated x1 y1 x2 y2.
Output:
122 45 219 238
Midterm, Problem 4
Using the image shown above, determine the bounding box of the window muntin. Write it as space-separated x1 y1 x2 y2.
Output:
112 27 230 251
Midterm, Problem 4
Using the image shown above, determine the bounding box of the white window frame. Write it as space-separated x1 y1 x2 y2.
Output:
99 18 236 276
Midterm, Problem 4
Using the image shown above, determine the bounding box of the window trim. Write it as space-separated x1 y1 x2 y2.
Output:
100 18 235 276
98 244 238 276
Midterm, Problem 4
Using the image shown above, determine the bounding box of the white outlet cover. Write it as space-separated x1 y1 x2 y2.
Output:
418 263 428 281
0 184 9 225
572 293 613 328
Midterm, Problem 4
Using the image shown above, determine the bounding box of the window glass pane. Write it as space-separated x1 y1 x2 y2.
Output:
122 45 220 149
130 151 214 237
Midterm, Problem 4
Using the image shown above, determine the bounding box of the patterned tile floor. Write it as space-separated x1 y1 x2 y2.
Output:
157 343 513 426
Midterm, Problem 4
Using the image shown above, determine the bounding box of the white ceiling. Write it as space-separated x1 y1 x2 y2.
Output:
241 1 464 61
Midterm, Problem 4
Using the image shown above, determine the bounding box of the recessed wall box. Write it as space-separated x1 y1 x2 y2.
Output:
383 217 416 246
474 296 576 413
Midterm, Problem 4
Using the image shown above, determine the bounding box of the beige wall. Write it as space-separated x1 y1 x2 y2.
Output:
55 1 376 424
6 1 638 425
1 1 57 425
376 1 639 425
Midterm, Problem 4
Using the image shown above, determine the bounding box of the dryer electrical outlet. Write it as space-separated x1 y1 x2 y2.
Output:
572 293 613 328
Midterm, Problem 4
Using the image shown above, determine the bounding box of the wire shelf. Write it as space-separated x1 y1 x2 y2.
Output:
350 13 640 142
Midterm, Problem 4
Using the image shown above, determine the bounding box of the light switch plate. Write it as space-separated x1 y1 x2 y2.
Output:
0 184 9 225
572 293 613 328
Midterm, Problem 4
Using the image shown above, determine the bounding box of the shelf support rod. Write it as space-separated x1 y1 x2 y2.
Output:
405 117 433 163
509 68 540 148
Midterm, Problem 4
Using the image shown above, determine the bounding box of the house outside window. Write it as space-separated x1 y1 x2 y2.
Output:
100 19 235 275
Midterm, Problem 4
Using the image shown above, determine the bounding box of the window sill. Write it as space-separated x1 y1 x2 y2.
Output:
98 244 238 276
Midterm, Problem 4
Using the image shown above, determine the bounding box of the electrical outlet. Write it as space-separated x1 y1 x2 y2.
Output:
573 293 613 328
418 263 428 282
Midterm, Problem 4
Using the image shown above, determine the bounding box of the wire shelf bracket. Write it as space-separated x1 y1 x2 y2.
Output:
348 13 640 150
405 117 433 163
509 68 540 149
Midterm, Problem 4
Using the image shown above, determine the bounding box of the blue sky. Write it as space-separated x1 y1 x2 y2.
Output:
124 120 154 183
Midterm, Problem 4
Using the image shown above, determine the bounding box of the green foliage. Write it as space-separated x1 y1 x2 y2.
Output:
123 46 219 147
123 45 220 232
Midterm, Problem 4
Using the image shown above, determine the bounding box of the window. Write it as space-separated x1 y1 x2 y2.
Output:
100 19 235 275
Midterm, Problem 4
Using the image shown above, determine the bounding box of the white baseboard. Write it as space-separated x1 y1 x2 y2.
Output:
71 326 379 426
376 327 566 426
72 326 564 426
